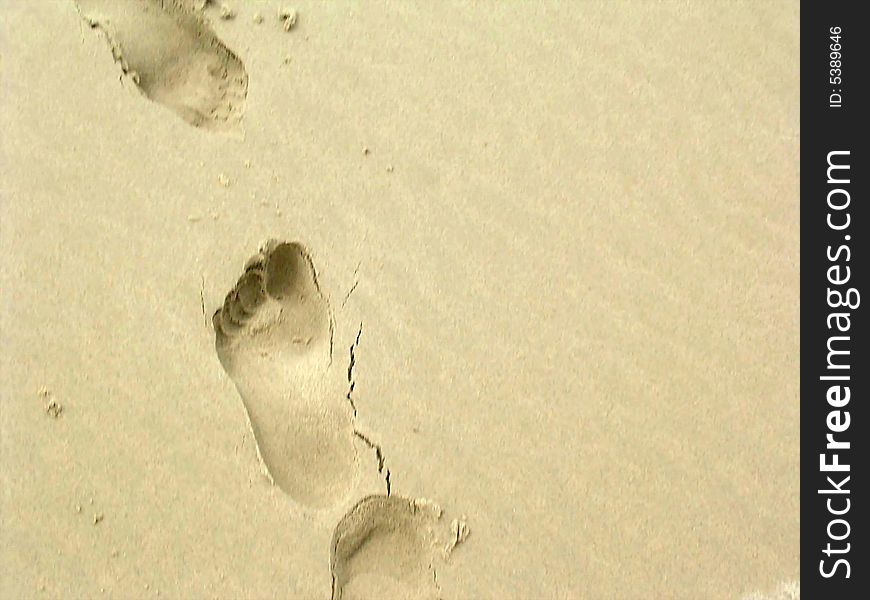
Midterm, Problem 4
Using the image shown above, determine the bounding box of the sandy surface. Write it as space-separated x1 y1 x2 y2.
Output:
1 1 799 598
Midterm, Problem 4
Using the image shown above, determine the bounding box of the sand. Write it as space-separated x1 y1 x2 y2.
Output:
1 1 799 598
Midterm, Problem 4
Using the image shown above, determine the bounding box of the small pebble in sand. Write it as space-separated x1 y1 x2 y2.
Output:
252 12 263 24
453 516 470 543
219 4 235 20
386 164 394 173
445 516 470 556
93 513 104 525
75 504 82 514
363 146 370 156
218 173 231 187
38 387 63 418
243 159 252 168
280 8 298 30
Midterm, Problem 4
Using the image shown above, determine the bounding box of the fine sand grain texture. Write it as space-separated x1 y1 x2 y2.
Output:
1 1 799 598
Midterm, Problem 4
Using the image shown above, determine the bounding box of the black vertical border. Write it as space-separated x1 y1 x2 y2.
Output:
801 2 866 597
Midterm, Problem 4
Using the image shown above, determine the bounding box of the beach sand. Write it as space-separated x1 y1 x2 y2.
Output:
1 1 799 598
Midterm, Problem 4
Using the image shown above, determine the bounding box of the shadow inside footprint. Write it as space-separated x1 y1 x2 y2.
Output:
213 240 355 509
74 0 248 132
331 495 444 600
215 241 332 365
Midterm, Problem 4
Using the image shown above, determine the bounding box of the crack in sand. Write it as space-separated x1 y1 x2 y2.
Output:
340 262 361 309
346 324 392 496
340 280 359 308
346 323 362 416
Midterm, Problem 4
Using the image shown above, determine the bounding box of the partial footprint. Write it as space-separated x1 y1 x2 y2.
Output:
214 240 358 508
74 0 248 132
331 495 445 600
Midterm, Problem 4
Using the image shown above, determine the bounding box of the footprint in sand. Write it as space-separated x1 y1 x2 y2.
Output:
213 240 358 508
74 0 248 132
331 495 445 600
